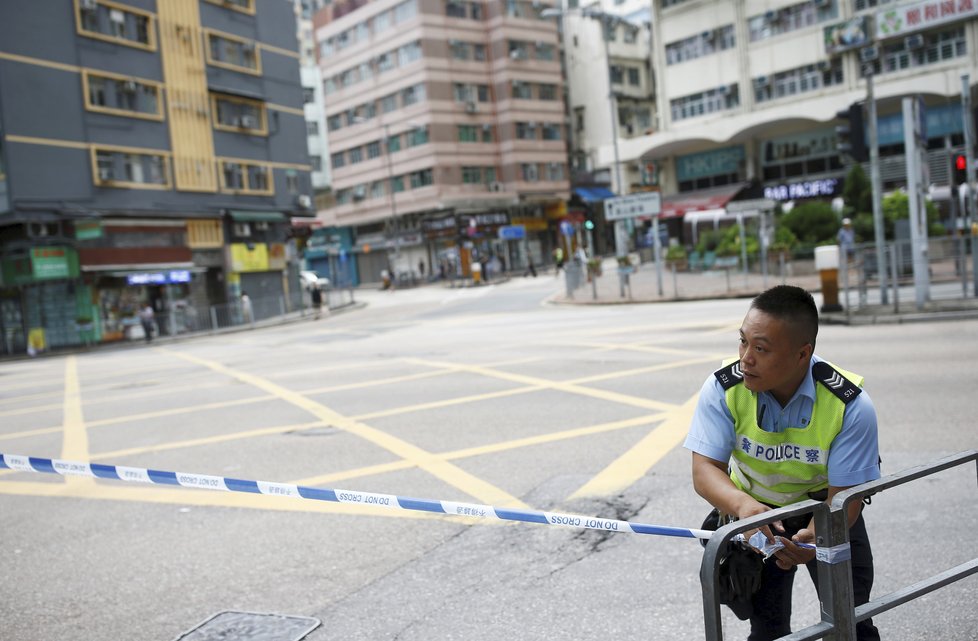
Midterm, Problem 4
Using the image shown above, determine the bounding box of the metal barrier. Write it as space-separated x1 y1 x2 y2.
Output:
700 450 978 641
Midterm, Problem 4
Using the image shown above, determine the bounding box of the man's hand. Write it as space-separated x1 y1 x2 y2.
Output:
773 528 817 569
736 497 784 546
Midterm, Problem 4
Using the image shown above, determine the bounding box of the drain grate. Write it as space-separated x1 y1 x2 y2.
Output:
173 611 321 641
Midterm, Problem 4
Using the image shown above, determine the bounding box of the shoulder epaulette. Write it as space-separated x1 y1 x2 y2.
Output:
812 361 861 404
713 360 744 391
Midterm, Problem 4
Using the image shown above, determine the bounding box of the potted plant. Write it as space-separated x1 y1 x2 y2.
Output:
587 258 602 278
665 245 688 271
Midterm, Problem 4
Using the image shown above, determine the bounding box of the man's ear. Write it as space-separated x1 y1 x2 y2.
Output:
799 342 813 363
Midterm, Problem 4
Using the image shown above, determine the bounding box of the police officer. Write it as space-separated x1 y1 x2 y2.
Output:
684 285 881 640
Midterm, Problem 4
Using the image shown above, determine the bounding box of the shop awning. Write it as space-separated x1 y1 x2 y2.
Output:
229 210 287 223
660 183 747 219
573 186 616 202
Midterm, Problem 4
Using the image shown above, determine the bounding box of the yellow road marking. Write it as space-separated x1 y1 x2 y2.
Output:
569 393 699 499
165 349 527 508
405 358 678 412
565 355 722 385
291 413 666 486
61 357 92 487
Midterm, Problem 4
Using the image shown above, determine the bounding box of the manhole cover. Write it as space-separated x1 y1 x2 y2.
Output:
173 611 320 641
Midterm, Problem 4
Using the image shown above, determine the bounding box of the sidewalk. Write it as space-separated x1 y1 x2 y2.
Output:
549 256 978 324
551 257 821 305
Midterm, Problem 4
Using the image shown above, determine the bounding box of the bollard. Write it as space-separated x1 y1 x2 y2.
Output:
471 261 482 285
815 245 842 312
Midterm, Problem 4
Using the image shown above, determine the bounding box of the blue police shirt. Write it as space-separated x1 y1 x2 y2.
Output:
684 356 881 488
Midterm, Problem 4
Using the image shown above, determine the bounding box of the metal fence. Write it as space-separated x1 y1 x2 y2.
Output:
143 287 356 339
700 450 978 641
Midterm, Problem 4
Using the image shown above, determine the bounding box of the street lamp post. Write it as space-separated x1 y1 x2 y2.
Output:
542 7 628 258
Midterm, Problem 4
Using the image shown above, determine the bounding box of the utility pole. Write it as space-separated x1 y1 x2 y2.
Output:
866 69 888 304
963 74 978 296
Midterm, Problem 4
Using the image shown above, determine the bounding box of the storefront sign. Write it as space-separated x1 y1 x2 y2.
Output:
268 243 286 270
422 216 457 232
877 0 978 39
497 225 526 241
763 178 840 201
229 243 270 272
824 16 871 54
465 212 509 227
511 216 548 231
74 220 103 240
676 146 745 182
126 270 191 286
762 129 836 166
2 247 79 285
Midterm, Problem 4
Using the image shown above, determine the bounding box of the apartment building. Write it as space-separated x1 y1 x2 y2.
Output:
0 0 312 355
314 0 571 283
603 0 978 245
561 0 655 193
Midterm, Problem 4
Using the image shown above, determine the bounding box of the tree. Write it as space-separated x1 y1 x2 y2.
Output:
780 201 838 244
842 164 872 217
881 191 944 238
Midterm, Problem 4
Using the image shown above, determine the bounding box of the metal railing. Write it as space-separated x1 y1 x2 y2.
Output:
142 287 357 339
701 450 978 641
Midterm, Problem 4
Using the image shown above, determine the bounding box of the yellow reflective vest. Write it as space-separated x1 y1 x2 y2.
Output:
714 359 864 507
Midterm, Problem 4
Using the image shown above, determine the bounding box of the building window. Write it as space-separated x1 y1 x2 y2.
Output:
627 68 641 86
538 84 557 100
367 141 381 158
391 176 405 193
671 85 740 122
516 122 537 140
401 83 426 106
407 126 429 147
409 168 433 188
862 26 966 76
306 121 319 136
509 40 530 60
547 162 564 181
512 81 532 99
211 94 267 135
755 59 844 103
328 114 343 131
521 163 539 182
474 44 486 60
203 0 255 14
206 31 261 74
610 65 624 85
398 41 423 66
482 124 493 142
92 146 170 189
462 166 483 184
331 152 345 169
380 94 398 113
542 123 561 140
749 1 838 43
450 40 471 59
666 25 736 65
370 181 385 198
446 1 467 18
76 0 155 51
220 160 272 194
302 87 316 104
348 148 363 165
387 134 401 153
310 155 322 172
83 72 162 120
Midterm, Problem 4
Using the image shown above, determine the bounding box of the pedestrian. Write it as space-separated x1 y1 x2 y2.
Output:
684 285 880 640
418 259 426 281
240 291 253 324
837 217 855 262
138 302 155 343
552 246 564 276
310 284 323 320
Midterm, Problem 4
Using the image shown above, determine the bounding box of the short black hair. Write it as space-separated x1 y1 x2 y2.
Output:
750 285 818 348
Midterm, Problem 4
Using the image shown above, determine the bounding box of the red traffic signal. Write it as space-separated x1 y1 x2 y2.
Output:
956 154 967 171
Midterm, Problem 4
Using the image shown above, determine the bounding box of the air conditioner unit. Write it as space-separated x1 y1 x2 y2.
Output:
755 75 769 86
352 186 366 200
296 194 312 209
701 30 714 41
860 45 879 62
510 49 527 60
239 115 259 129
905 34 925 50
722 83 735 95
122 80 138 92
80 0 98 11
98 167 114 182
764 10 776 21
465 101 477 113
489 181 503 192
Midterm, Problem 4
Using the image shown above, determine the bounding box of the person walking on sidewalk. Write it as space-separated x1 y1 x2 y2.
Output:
138 303 155 343
684 285 881 640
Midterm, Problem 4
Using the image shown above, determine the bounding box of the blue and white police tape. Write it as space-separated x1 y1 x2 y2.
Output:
0 453 817 553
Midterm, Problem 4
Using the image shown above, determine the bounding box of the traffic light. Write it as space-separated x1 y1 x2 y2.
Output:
953 153 968 186
584 219 595 231
835 103 868 162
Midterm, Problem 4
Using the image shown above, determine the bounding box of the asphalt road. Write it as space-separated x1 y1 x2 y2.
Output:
1 277 976 641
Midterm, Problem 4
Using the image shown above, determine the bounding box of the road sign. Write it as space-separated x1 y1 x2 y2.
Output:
497 225 526 241
726 198 776 213
605 192 662 221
